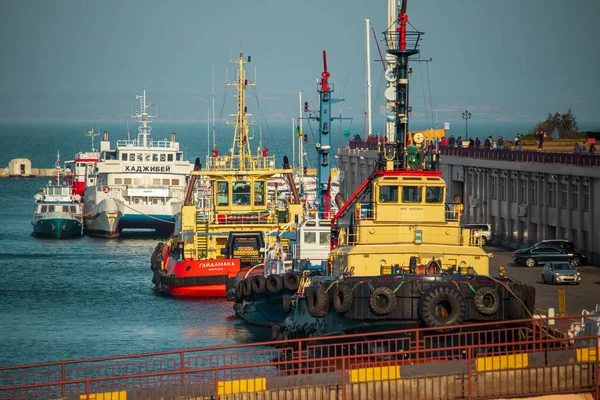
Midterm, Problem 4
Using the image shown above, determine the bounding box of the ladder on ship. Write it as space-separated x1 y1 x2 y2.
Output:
196 212 208 259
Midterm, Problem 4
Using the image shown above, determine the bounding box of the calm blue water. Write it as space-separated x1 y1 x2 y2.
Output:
1 119 598 367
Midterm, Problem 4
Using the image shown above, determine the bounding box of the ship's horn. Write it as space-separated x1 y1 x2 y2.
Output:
335 192 346 209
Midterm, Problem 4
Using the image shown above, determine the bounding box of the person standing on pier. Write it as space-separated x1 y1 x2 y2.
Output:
514 133 522 150
475 137 481 148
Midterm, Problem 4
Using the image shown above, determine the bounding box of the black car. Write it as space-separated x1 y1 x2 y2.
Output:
513 244 586 268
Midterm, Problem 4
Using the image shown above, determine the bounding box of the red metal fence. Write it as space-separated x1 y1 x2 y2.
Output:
1 314 598 399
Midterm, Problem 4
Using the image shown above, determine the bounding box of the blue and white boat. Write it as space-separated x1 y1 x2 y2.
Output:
32 152 84 238
83 89 193 238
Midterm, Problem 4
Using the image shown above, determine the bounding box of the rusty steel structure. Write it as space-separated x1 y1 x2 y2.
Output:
1 314 598 399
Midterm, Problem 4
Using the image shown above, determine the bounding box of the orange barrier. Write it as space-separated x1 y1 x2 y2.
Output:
1 314 598 399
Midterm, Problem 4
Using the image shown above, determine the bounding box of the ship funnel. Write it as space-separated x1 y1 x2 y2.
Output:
103 131 109 141
335 192 346 209
170 132 176 142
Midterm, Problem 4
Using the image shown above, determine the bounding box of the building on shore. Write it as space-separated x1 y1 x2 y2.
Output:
1 158 57 178
338 142 600 264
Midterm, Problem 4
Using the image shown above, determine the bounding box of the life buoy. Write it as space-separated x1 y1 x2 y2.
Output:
102 186 110 193
419 286 466 330
306 283 329 318
332 284 353 313
251 275 266 294
282 295 291 313
473 286 500 315
283 272 300 291
369 287 397 315
266 274 284 294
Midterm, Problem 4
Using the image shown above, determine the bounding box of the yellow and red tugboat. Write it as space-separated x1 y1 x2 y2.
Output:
275 0 535 340
151 53 302 297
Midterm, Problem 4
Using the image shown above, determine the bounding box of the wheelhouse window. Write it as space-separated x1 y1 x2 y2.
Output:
121 153 127 161
172 179 180 186
216 181 229 206
319 232 330 246
162 179 169 185
114 178 122 185
153 178 161 185
402 186 422 203
124 178 132 185
41 205 47 213
129 154 135 161
70 205 77 213
378 186 398 203
425 186 444 203
152 154 159 162
145 154 151 161
62 206 69 212
254 181 265 206
232 181 251 206
160 154 166 162
304 231 316 244
137 154 143 161
167 154 173 162
48 205 55 212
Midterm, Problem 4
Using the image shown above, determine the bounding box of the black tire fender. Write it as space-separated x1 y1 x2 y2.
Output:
266 274 284 294
242 278 253 298
251 275 266 294
369 287 397 315
306 283 329 318
282 295 291 313
473 286 499 315
283 272 300 291
234 281 244 300
332 284 353 313
419 285 466 330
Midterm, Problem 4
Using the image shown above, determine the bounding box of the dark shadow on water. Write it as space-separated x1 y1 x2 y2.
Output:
116 230 172 240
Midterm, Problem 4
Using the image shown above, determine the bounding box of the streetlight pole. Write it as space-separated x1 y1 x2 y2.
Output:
462 110 472 141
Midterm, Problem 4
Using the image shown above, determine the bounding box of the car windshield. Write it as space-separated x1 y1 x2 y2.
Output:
552 263 574 271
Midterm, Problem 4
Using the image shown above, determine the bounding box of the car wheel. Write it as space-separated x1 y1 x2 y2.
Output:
525 258 536 268
551 277 556 285
570 257 581 267
481 236 487 246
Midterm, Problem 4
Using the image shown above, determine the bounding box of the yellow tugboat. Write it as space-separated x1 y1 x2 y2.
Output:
151 53 302 297
276 1 535 339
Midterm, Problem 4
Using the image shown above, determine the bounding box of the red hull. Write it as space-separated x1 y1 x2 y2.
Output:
161 284 227 297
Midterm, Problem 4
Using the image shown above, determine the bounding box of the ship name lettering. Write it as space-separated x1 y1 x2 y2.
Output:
123 166 171 173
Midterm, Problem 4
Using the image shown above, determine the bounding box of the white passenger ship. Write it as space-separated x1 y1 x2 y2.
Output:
83 89 193 238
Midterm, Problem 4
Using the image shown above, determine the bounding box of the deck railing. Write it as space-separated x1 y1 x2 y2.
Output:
2 313 598 399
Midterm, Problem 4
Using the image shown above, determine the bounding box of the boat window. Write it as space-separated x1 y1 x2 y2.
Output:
319 232 330 245
172 179 179 186
160 154 166 162
162 179 170 185
176 153 182 161
379 185 398 203
121 153 127 161
143 154 150 161
41 205 47 213
114 178 122 185
137 154 143 161
134 178 142 185
153 178 161 185
216 181 229 206
402 186 422 203
70 205 77 213
304 231 316 244
306 221 317 227
124 178 132 185
129 154 135 161
425 186 444 203
232 181 251 206
63 206 69 212
152 154 159 162
403 177 422 181
254 181 265 206
167 154 173 162
48 206 55 212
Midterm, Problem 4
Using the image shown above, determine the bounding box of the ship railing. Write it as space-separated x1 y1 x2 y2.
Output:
116 139 176 148
204 155 276 171
2 313 598 400
350 203 463 223
384 30 424 52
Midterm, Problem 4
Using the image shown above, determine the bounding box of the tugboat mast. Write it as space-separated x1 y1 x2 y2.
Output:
133 88 156 148
385 0 423 169
226 53 256 169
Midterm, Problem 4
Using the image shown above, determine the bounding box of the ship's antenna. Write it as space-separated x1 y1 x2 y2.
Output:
365 18 373 138
133 88 156 147
126 121 130 141
212 64 216 149
86 126 100 152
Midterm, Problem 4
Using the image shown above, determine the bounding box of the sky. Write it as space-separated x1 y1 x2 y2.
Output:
0 0 598 126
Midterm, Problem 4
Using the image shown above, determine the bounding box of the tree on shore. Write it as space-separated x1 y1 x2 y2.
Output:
531 109 579 139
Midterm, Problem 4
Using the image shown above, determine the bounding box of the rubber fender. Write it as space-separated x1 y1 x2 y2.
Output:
242 278 253 298
419 285 466 330
473 286 500 315
369 287 397 315
234 281 244 300
251 275 266 294
151 270 161 286
283 271 300 291
233 302 244 314
282 295 291 313
266 274 284 294
332 284 353 313
306 283 329 318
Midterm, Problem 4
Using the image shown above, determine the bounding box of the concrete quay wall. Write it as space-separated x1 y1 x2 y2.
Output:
0 158 57 178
